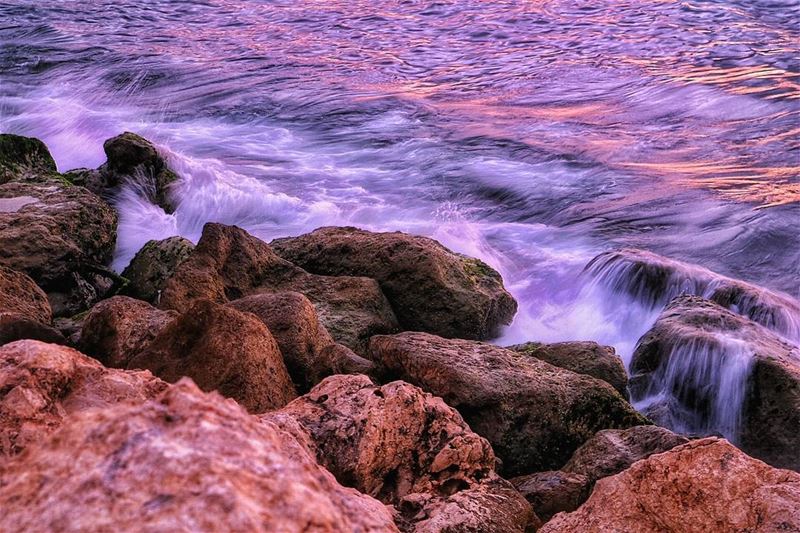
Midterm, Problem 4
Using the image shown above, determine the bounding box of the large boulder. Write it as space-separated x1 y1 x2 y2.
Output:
0 133 57 183
631 295 800 471
271 227 518 340
121 236 195 304
509 341 628 397
369 332 648 476
0 340 167 458
0 266 63 345
0 379 399 532
586 248 800 340
79 296 177 368
0 180 118 316
160 223 399 354
541 438 800 532
273 374 535 532
128 299 296 413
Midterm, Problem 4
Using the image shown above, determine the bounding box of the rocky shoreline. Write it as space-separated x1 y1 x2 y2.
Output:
1 132 798 531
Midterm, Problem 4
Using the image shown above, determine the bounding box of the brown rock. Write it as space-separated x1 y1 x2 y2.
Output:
0 133 57 183
510 341 628 397
160 223 399 353
272 227 517 340
369 332 648 476
541 437 800 533
79 296 177 368
129 299 296 412
0 313 67 346
0 379 399 532
0 340 167 457
510 471 590 522
121 236 195 304
0 265 51 324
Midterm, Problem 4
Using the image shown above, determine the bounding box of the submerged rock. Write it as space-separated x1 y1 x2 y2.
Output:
631 295 800 471
121 236 195 304
0 379 399 532
541 438 800 533
369 332 648 476
510 340 628 397
0 134 57 183
160 223 399 353
128 299 296 413
0 340 167 458
272 227 517 340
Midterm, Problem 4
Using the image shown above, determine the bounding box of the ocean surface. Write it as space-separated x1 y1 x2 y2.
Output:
2 0 798 367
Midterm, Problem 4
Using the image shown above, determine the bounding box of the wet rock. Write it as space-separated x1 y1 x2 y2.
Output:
0 313 67 346
273 374 534 532
631 295 800 471
128 299 296 412
0 379 399 532
510 471 590 523
272 227 518 340
0 340 167 458
0 180 118 316
160 223 399 354
121 236 195 304
79 296 177 368
0 265 51 324
541 437 800 533
0 133 57 183
586 248 800 340
369 332 648 476
510 341 628 397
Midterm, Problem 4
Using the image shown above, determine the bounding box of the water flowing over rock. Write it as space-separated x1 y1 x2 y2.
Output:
0 379 399 532
121 236 195 304
631 295 800 470
271 227 517 341
509 341 628 397
0 340 167 458
0 134 57 183
128 299 296 413
369 332 648 476
160 222 400 353
586 248 800 341
541 437 800 533
272 374 535 532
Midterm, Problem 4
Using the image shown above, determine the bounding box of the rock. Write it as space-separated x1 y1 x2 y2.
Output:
128 299 296 412
273 374 534 532
0 313 67 346
0 133 57 183
0 265 51 324
586 248 800 340
510 341 628 397
510 471 590 523
121 236 195 304
317 343 377 379
272 227 518 340
160 223 399 354
563 425 689 484
0 340 167 457
369 332 648 476
0 180 118 316
630 295 800 471
0 379 400 532
541 437 800 533
79 296 177 368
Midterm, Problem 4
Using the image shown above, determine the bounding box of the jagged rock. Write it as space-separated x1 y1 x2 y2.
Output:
0 265 51 324
272 374 534 532
79 296 177 368
541 438 800 532
0 133 57 183
128 299 296 413
272 227 517 340
0 340 167 458
0 379 399 532
631 295 800 471
510 341 628 397
510 471 590 523
586 248 800 340
369 332 648 476
160 223 399 354
121 236 195 304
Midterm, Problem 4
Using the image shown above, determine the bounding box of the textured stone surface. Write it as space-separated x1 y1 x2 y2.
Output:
0 313 67 346
541 438 800 533
0 265 51 324
510 471 590 522
272 226 517 340
0 134 57 183
121 236 195 304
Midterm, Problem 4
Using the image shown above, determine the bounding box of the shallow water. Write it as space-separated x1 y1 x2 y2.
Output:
2 0 799 365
